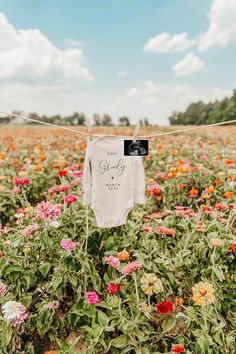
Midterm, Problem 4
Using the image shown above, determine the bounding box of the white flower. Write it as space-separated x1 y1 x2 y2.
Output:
2 301 22 320
49 220 61 228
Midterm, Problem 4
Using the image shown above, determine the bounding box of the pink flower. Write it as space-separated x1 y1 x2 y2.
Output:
14 177 31 187
105 255 120 268
48 185 70 193
10 188 21 195
155 227 176 236
60 238 80 251
11 306 28 327
22 223 39 236
121 260 142 276
64 195 78 204
151 182 160 190
36 201 60 220
0 281 7 297
85 291 100 305
143 226 152 233
73 170 83 177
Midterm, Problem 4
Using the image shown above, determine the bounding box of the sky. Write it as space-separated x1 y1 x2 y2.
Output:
0 0 235 125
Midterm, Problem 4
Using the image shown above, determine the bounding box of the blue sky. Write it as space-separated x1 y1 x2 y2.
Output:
0 0 235 124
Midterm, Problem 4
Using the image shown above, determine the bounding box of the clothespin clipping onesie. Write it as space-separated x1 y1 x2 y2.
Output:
133 122 141 142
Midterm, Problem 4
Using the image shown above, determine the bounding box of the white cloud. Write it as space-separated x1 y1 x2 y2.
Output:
172 53 205 77
0 12 93 83
126 87 139 97
122 81 232 123
117 70 127 78
198 0 236 51
65 39 85 47
143 32 195 53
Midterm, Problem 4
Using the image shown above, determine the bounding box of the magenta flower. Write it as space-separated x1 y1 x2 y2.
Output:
14 177 31 187
85 291 100 305
60 238 80 250
121 260 142 276
64 194 78 204
105 255 120 268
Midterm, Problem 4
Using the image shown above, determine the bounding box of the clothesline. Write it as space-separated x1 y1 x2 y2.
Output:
1 111 236 139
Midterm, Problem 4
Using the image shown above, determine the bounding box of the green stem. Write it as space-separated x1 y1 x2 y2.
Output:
133 272 139 309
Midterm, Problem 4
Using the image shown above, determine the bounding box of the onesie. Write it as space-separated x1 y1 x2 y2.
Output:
82 135 146 228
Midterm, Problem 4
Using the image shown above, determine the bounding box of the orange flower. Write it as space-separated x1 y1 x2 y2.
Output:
157 196 163 201
214 179 222 185
225 159 234 165
178 184 184 189
117 250 129 261
189 188 198 196
175 297 184 306
224 191 234 198
208 186 215 193
44 351 57 354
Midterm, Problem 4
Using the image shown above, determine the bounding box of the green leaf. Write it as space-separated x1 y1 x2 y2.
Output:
97 311 109 328
162 316 176 332
196 335 210 352
1 321 12 350
21 295 32 307
110 334 129 348
39 262 51 278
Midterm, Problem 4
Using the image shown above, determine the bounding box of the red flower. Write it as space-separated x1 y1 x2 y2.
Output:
171 345 185 353
14 177 31 186
107 283 125 295
59 170 67 177
107 283 117 295
156 300 174 314
230 244 236 255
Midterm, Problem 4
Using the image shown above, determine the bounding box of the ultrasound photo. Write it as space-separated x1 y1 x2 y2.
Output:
124 139 149 156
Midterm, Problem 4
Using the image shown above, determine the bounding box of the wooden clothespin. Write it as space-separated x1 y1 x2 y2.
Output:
133 122 141 142
86 117 93 140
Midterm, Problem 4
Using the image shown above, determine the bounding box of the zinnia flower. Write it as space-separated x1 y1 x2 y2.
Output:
0 281 7 297
107 283 125 295
155 227 176 236
36 201 60 220
121 260 142 276
22 223 39 236
140 273 163 295
105 255 120 268
48 185 70 193
117 250 129 261
85 291 100 305
60 238 80 251
63 194 78 204
192 281 215 306
230 244 236 255
2 301 28 326
171 345 185 353
210 238 225 247
14 177 31 187
156 300 174 314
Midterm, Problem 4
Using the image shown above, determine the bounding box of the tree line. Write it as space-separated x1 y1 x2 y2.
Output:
169 89 236 125
0 112 151 126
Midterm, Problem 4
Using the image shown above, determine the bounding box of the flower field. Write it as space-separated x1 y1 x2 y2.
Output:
0 125 235 354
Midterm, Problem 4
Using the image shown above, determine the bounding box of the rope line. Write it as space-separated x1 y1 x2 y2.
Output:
1 111 236 139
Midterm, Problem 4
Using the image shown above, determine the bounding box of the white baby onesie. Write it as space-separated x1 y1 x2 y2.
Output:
82 135 146 228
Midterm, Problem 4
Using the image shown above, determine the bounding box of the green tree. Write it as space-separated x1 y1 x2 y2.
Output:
118 116 130 126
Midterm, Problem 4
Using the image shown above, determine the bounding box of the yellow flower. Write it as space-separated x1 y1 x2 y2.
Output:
210 238 225 247
192 281 215 306
140 273 163 295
